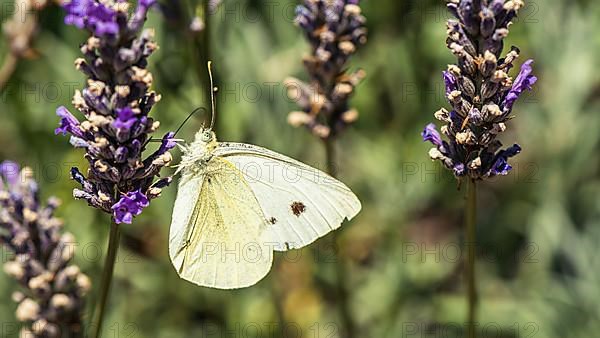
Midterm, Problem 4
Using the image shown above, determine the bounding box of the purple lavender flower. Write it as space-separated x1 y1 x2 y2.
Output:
111 189 150 224
55 106 85 138
57 0 173 223
113 107 137 131
157 131 177 153
422 123 444 148
0 160 20 185
423 0 536 179
490 144 522 176
285 0 367 139
0 162 90 337
502 59 538 111
64 0 118 36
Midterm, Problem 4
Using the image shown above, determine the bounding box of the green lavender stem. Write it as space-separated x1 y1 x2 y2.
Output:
465 178 478 338
334 249 355 338
269 259 288 338
201 0 211 70
0 53 17 94
90 220 121 338
191 0 212 121
324 138 338 178
324 137 355 338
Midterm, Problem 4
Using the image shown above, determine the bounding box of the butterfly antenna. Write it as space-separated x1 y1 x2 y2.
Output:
174 107 206 137
208 61 217 130
143 107 205 147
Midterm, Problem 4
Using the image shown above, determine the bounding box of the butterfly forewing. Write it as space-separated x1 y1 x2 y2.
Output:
214 142 362 251
169 157 274 289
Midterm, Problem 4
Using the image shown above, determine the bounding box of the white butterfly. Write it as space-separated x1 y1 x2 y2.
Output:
168 63 361 289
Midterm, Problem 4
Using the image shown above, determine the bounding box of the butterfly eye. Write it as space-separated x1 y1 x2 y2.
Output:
201 131 212 142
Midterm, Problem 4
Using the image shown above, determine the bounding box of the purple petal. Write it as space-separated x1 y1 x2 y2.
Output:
422 123 443 148
502 59 537 111
130 0 155 31
65 15 85 29
119 212 134 224
62 0 118 36
63 0 90 18
158 132 177 154
111 189 150 224
490 144 522 176
492 158 512 176
113 107 137 131
0 161 20 186
140 0 156 8
116 107 135 120
55 106 84 138
132 190 150 208
503 144 522 157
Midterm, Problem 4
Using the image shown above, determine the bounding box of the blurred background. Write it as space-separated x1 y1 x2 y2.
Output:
2 0 600 337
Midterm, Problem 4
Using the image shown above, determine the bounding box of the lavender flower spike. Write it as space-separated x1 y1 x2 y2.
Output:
424 0 537 179
57 0 174 223
0 162 90 337
285 0 367 139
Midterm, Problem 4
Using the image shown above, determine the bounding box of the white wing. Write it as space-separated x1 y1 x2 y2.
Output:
169 157 274 289
214 142 361 251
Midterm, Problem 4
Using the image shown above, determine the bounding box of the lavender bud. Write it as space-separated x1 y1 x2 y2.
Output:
480 7 496 38
459 76 477 98
481 50 498 77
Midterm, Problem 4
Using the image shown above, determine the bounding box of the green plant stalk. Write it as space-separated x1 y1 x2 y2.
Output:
324 137 355 338
0 53 17 94
269 258 288 338
465 178 478 338
190 0 212 123
325 137 338 178
90 220 121 338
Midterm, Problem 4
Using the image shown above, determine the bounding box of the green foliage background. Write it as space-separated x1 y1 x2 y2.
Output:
1 0 600 337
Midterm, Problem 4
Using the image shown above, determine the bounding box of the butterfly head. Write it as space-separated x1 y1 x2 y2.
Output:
191 128 217 156
198 128 216 143
177 128 217 174
191 127 217 154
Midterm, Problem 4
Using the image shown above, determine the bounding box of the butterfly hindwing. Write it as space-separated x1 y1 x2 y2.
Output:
169 157 273 289
214 142 362 251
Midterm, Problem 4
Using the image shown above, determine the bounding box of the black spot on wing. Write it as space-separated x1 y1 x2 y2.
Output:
268 217 277 225
291 201 306 217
